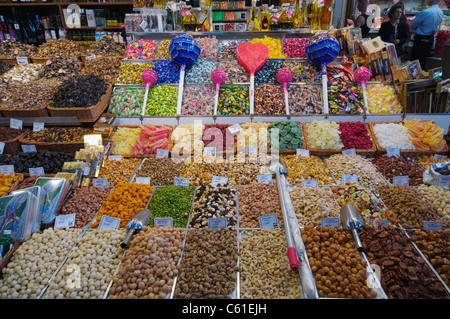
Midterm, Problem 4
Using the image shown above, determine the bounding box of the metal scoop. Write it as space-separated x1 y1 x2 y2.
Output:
120 208 151 248
340 204 364 252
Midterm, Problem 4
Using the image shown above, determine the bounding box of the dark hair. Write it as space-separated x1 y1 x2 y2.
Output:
388 3 404 19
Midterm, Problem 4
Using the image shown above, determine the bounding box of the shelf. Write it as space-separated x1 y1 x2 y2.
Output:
0 2 133 6
65 26 123 29
127 29 313 36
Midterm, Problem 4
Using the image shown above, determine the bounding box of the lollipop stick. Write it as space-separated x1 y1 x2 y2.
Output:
213 83 220 116
249 75 255 115
362 86 369 115
142 83 150 116
283 83 289 115
176 64 186 115
321 64 329 115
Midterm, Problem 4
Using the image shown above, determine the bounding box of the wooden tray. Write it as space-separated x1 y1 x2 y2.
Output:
368 120 449 156
30 56 50 63
19 130 84 154
0 239 19 279
303 121 377 157
0 129 30 154
0 104 50 118
47 84 112 123
0 57 30 65
266 121 307 155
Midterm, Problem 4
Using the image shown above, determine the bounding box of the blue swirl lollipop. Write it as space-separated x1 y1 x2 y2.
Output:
305 33 340 115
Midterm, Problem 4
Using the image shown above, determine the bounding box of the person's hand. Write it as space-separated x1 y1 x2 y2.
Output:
347 19 355 27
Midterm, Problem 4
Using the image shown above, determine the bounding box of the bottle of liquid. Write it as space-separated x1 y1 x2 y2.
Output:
247 0 260 31
293 0 301 28
181 5 197 31
278 3 293 30
0 230 13 260
196 0 211 32
261 4 270 31
95 24 105 41
300 0 308 26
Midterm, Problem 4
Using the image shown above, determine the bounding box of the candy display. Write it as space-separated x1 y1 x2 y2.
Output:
182 85 214 115
288 85 322 114
328 81 364 115
366 83 402 114
153 59 181 84
255 59 284 84
124 39 157 60
306 120 343 150
353 66 372 113
372 123 415 150
195 36 219 59
154 39 171 59
250 36 286 59
283 61 321 83
109 88 145 117
282 154 335 185
211 68 227 115
145 85 178 116
236 122 269 153
110 127 141 155
269 121 303 152
282 38 309 58
130 124 172 156
403 119 446 152
254 84 285 115
115 62 154 85
185 58 218 84
203 123 236 152
218 59 249 84
218 39 248 59
338 121 373 150
218 86 249 115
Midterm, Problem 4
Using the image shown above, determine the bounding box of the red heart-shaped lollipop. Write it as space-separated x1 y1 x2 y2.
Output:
236 42 269 76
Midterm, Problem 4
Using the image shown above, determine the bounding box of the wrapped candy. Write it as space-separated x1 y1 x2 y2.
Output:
367 83 402 114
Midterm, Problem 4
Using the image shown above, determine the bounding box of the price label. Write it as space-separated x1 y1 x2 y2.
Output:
302 179 318 187
174 177 190 187
227 123 242 135
22 145 37 153
108 155 122 161
342 174 358 185
296 149 310 157
93 178 108 188
211 176 228 186
321 217 340 228
33 122 45 132
135 177 150 185
54 214 76 229
16 56 28 65
154 217 173 227
0 142 4 155
386 148 400 157
342 148 356 156
85 55 97 60
259 213 280 229
208 218 227 229
318 0 325 7
29 167 45 177
423 221 443 231
139 20 148 31
0 165 14 175
433 154 447 161
156 149 169 158
393 176 409 186
98 215 121 230
437 175 450 187
245 146 258 154
10 118 22 130
204 147 216 157
257 174 273 184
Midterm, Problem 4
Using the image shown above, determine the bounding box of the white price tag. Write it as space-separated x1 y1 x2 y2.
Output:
259 213 280 229
93 178 108 188
211 176 228 186
21 145 37 153
423 221 443 231
33 122 45 132
302 179 318 187
29 167 45 177
139 20 148 31
135 177 150 185
296 149 310 157
10 118 22 130
108 155 122 161
342 174 358 185
342 148 356 156
204 147 216 157
433 154 447 161
386 148 400 157
257 174 273 184
154 217 173 227
174 177 190 187
0 165 14 175
321 217 340 228
245 146 258 154
85 55 96 60
54 214 76 229
156 149 169 158
16 56 28 65
0 142 4 155
227 123 242 135
437 175 450 187
98 215 121 230
393 176 409 186
208 218 227 229
318 0 325 7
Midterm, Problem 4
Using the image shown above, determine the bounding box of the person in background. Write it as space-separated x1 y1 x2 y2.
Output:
347 0 371 38
409 0 444 69
378 3 409 58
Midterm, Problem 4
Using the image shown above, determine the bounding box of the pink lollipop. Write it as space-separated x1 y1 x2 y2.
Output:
211 69 227 116
141 70 158 116
276 68 293 115
353 67 372 114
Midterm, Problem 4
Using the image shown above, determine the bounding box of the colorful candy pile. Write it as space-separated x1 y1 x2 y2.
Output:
338 121 373 150
115 62 154 85
218 39 248 59
124 39 156 60
145 85 178 116
250 36 286 59
283 61 321 83
110 127 142 155
182 85 214 115
154 59 181 84
255 59 285 84
195 37 219 60
218 86 249 115
367 83 402 114
185 58 219 84
154 39 171 59
269 121 303 151
403 119 446 152
109 88 145 117
282 38 309 58
218 59 249 84
130 124 172 156
328 81 364 115
255 84 285 115
288 85 322 115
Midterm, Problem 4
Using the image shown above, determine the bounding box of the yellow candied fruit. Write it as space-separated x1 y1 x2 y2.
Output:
250 36 286 59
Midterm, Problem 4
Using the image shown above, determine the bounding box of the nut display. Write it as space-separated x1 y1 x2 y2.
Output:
98 158 141 186
0 39 37 58
0 228 82 299
34 39 87 58
190 185 237 228
371 155 424 186
23 127 92 143
146 185 195 228
38 54 83 80
0 127 26 142
375 185 449 229
0 60 14 76
7 175 41 193
289 186 340 227
415 154 449 170
181 162 228 186
282 155 335 185
238 183 283 228
325 154 388 186
173 228 238 299
134 158 185 186
416 185 450 220
80 56 122 84
239 229 301 299
359 225 448 299
50 75 108 109
60 186 111 229
86 36 126 57
301 226 377 299
0 63 42 85
109 226 185 299
91 182 154 229
44 228 126 299
0 150 74 174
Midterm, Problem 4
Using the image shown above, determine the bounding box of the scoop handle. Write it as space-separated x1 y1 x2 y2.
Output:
120 228 135 249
